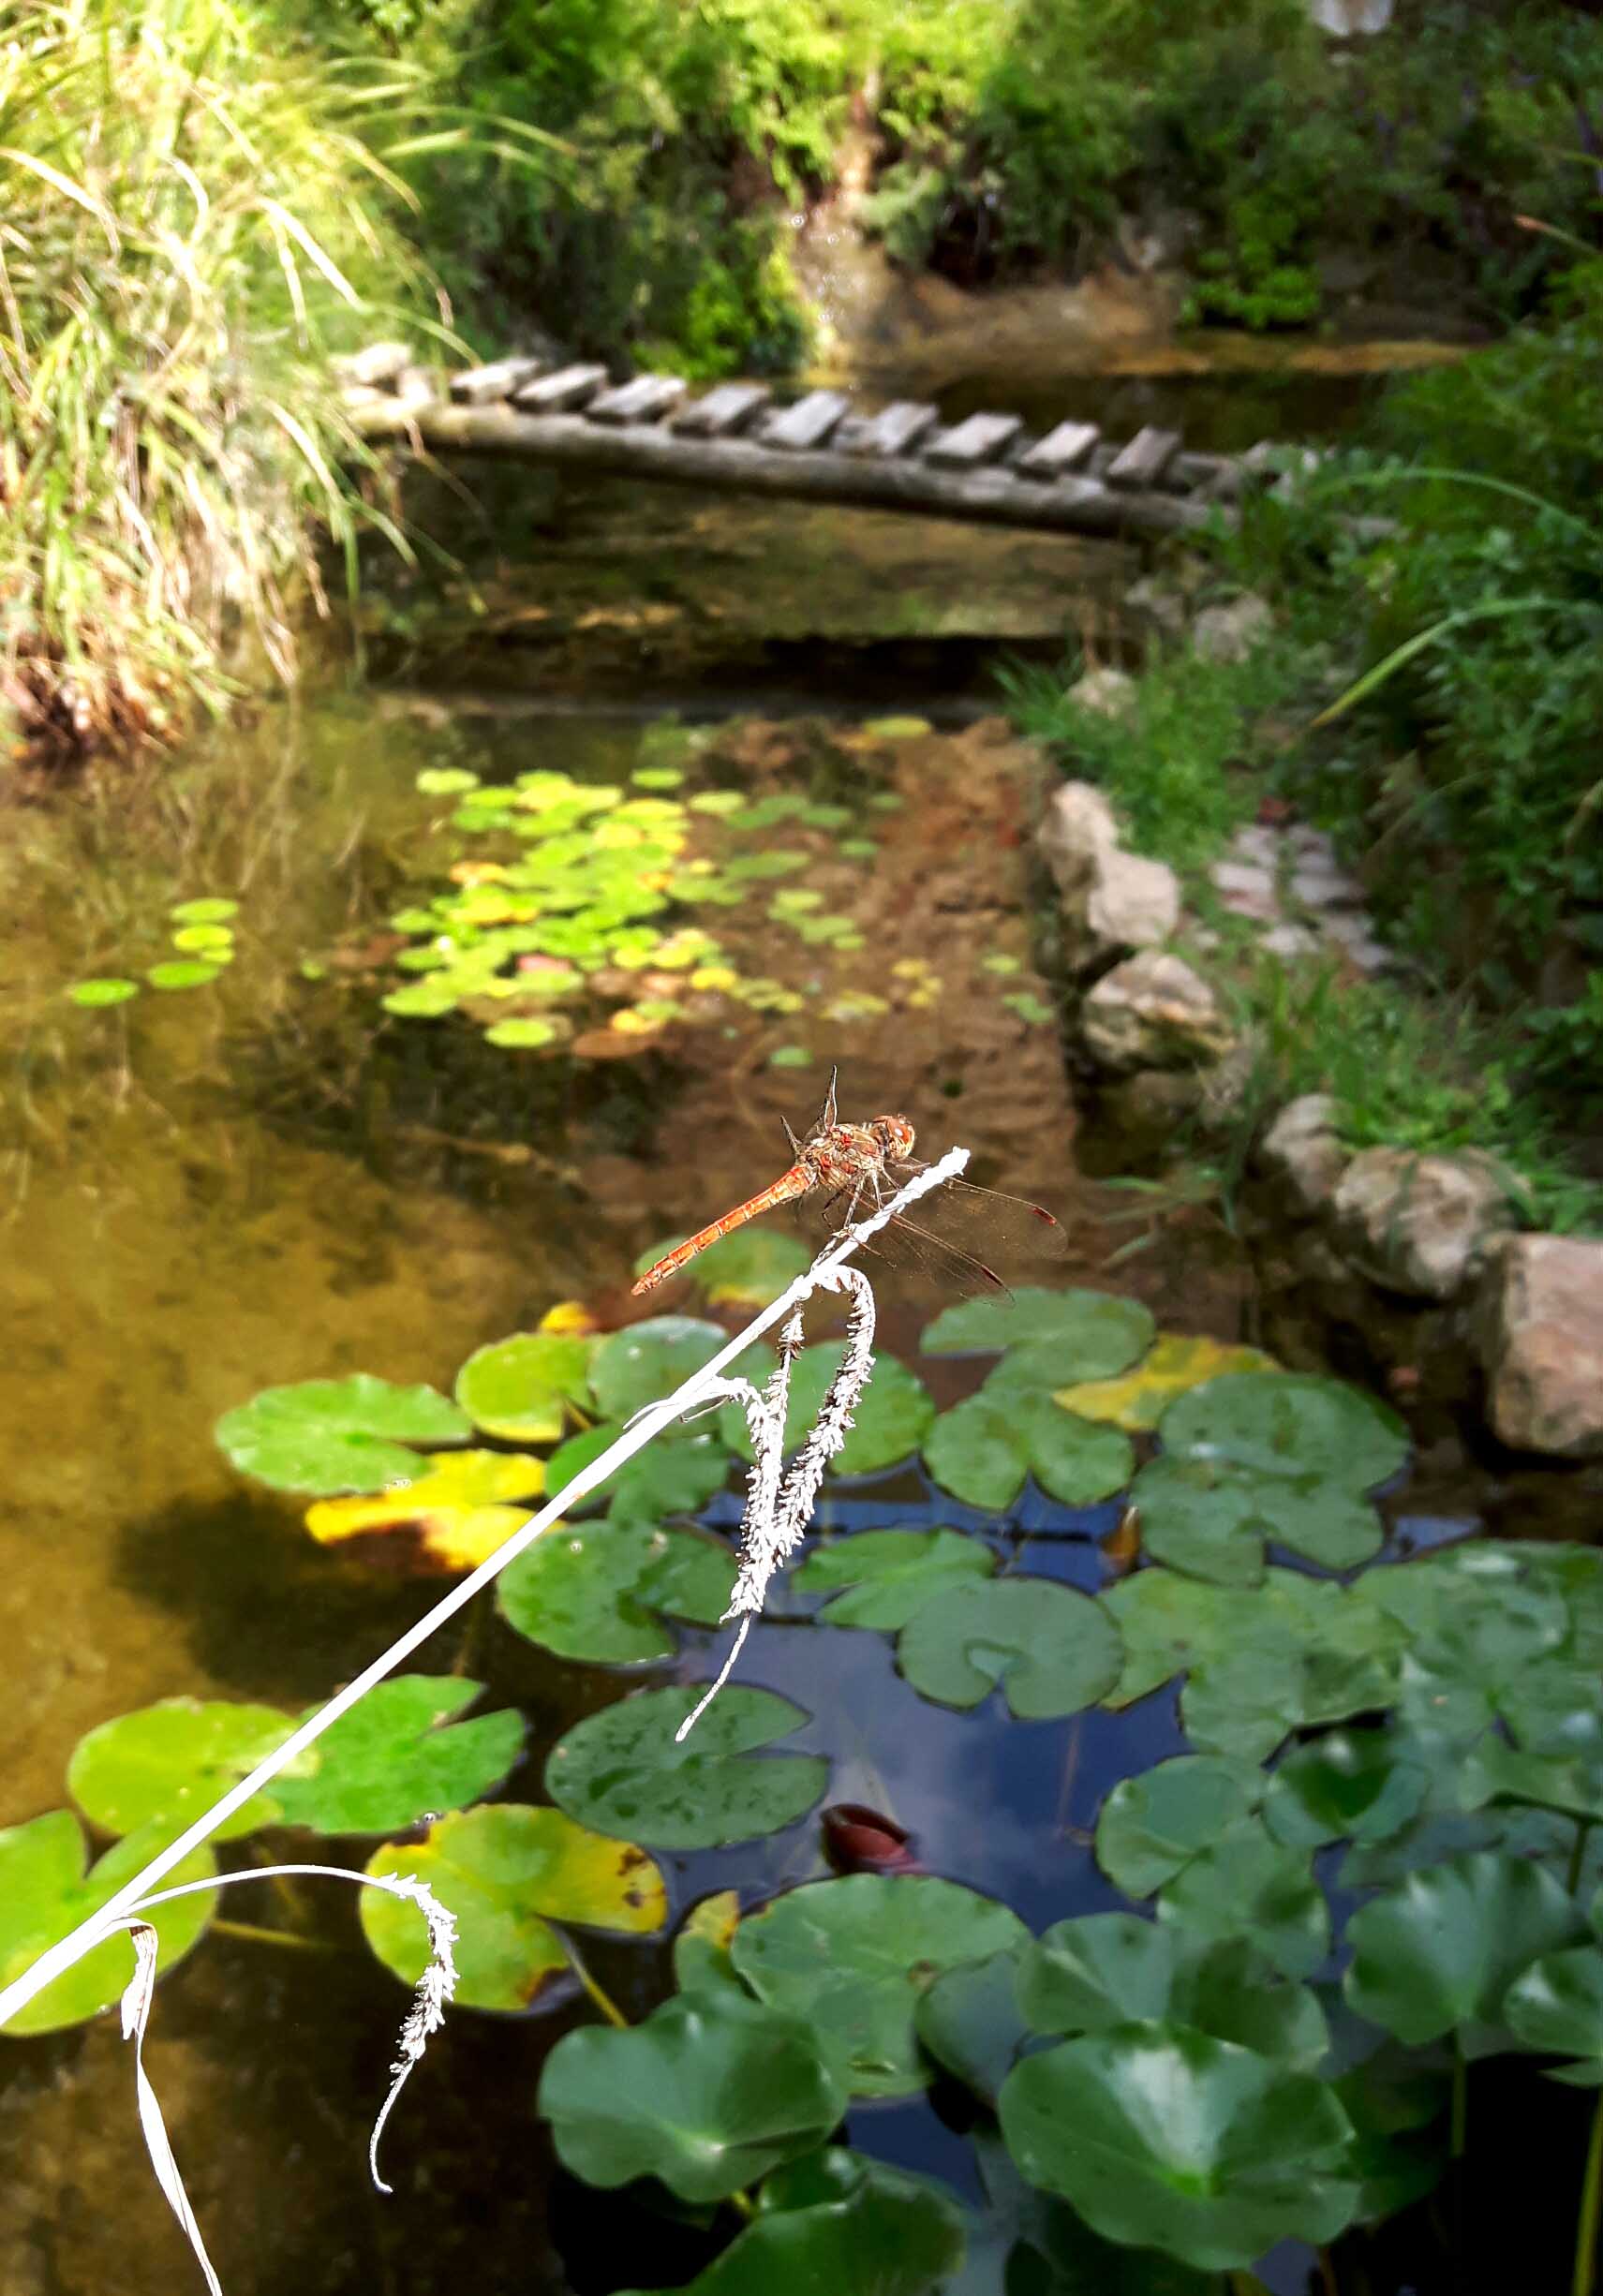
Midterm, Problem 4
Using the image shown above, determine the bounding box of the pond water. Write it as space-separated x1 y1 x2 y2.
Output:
0 454 1581 2296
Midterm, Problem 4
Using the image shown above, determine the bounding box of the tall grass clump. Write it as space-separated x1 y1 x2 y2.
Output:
0 0 464 764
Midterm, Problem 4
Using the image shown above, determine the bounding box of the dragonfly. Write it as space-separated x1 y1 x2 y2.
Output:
631 1071 1063 1298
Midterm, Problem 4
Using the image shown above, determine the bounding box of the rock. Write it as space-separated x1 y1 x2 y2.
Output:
1261 923 1320 958
1228 824 1284 868
1290 864 1364 911
1288 826 1338 867
1124 576 1188 640
1041 782 1180 970
1039 781 1119 894
1068 665 1137 720
1097 1067 1204 1153
1191 594 1273 664
1476 1236 1603 1459
1210 860 1276 901
1311 0 1393 33
1258 1093 1347 1214
1329 1148 1513 1301
1080 952 1236 1075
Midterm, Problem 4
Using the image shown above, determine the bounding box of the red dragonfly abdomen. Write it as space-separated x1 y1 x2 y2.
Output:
631 1163 815 1294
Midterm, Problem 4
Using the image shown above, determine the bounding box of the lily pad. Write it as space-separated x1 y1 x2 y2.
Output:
171 925 234 954
922 1289 1154 1378
545 1685 827 1849
416 767 482 794
1095 1757 1265 1899
67 1697 295 1843
999 2027 1358 2271
1506 1947 1603 2085
1018 1918 1328 2068
673 1889 744 1998
1265 1729 1431 1851
794 1529 996 1631
923 1394 1134 1512
67 977 140 1006
454 1331 594 1443
273 1677 526 1835
544 1420 734 1520
1133 1454 1384 1587
588 1317 730 1420
898 1578 1123 1719
147 959 222 989
1056 1336 1280 1431
362 1803 664 2013
483 1016 562 1049
540 1989 845 2200
303 1448 545 1571
731 1873 1029 2096
914 1948 1030 2105
215 1374 470 1495
1343 1850 1584 2052
497 1519 736 1664
1159 1371 1407 1493
170 897 240 924
720 1344 935 1477
1157 1823 1329 1980
0 1813 216 2036
690 1229 811 1305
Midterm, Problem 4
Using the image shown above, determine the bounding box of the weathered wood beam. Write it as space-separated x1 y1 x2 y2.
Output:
927 412 1023 468
671 382 770 437
588 373 688 424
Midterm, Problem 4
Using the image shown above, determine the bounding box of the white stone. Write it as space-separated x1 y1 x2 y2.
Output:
1261 924 1320 958
1290 865 1364 911
1228 824 1284 868
1258 1092 1347 1213
1476 1235 1603 1459
1311 0 1393 34
1080 952 1237 1075
1288 826 1338 867
1039 780 1119 896
1041 781 1179 970
1330 1148 1514 1301
1068 666 1137 720
1191 593 1273 664
1210 860 1276 900
1124 576 1188 638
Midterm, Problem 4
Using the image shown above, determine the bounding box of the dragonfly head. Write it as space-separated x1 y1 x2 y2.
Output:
870 1115 916 1162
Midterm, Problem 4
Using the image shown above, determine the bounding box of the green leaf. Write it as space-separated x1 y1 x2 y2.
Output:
0 1814 215 2036
545 1421 733 1521
673 1889 745 1999
1057 1336 1279 1431
1095 1757 1264 1898
588 1316 728 1420
497 1519 735 1664
1134 1455 1383 1586
1265 1729 1431 1850
67 977 140 1006
914 1948 1030 2105
540 1990 844 2200
1018 1919 1328 2068
301 1447 545 1572
171 925 234 954
215 1374 470 1495
923 1394 1133 1511
921 1288 1154 1375
794 1529 996 1630
67 1697 295 1842
362 1803 664 2012
1344 1851 1585 2050
898 1578 1123 1719
720 1344 935 1476
1002 992 1054 1025
382 979 460 1016
453 1331 593 1443
1159 1371 1407 1492
731 1873 1029 2097
147 959 222 989
271 1678 525 1834
1157 1823 1329 1980
545 1685 827 1849
1506 1947 1603 2085
170 898 239 924
690 1228 810 1305
416 767 481 793
1000 2028 1358 2271
483 1016 562 1048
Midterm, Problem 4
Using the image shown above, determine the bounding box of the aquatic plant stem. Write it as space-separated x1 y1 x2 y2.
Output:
1568 1818 1594 1898
1450 2037 1467 2160
209 1918 335 1952
1575 2087 1603 2296
557 1934 628 2029
0 1144 969 2030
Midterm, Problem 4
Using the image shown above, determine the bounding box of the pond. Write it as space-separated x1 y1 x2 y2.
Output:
1 463 1598 2296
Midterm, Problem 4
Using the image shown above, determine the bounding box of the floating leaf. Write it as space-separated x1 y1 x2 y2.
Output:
720 1344 935 1477
1133 1455 1384 1587
980 954 1022 976
863 717 929 739
483 1016 562 1049
691 1228 810 1305
1343 1850 1584 2052
588 1316 728 1420
1095 1758 1266 1904
631 765 685 790
67 1698 295 1843
67 977 140 1006
915 1948 1030 2105
497 1519 735 1664
382 980 459 1016
273 1678 525 1835
416 767 481 794
922 1288 1154 1376
540 1990 845 2200
454 1331 593 1443
899 1578 1123 1718
673 1889 744 1998
304 1448 545 1570
1018 1919 1327 2068
1265 1729 1431 1851
839 837 877 860
147 959 221 989
0 1814 216 2036
171 925 234 954
1157 1823 1329 1980
1003 992 1055 1025
794 1529 996 1630
362 1803 664 2012
732 1874 1029 2096
215 1375 470 1495
1159 1371 1407 1492
545 1685 826 1850
1058 1336 1280 1432
1506 1947 1603 2085
999 2028 1358 2271
170 898 239 925
923 1393 1133 1511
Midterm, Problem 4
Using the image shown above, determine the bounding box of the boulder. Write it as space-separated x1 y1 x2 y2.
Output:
1041 782 1180 971
1329 1148 1513 1300
1038 780 1119 894
1191 593 1273 664
1080 952 1236 1075
1067 665 1137 720
1476 1235 1603 1459
1258 1093 1348 1214
1123 575 1188 639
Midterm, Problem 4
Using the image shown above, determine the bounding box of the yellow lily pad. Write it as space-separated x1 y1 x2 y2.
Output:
540 1300 601 1337
304 1449 547 1572
1055 1336 1281 1432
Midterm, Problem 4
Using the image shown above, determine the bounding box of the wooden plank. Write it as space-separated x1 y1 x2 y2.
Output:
1165 450 1233 495
511 363 609 413
1017 420 1101 480
450 355 548 406
1106 425 1181 490
829 414 875 455
925 412 1022 468
586 374 689 426
671 382 771 437
760 390 852 452
852 400 940 458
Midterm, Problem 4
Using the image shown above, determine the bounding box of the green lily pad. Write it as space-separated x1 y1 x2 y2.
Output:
483 1017 562 1049
1057 1336 1280 1430
171 924 234 954
794 1529 996 1630
454 1331 593 1443
147 959 222 989
170 897 239 925
1506 1947 1603 2085
0 1813 216 2036
673 1889 744 1998
497 1519 735 1664
362 1803 665 2013
999 2028 1358 2271
921 1288 1155 1376
588 1317 730 1421
67 1697 296 1843
1159 1371 1407 1492
863 718 930 739
690 1229 811 1305
382 980 460 1016
898 1578 1123 1719
545 1685 827 1850
540 1989 845 2200
416 767 482 794
1003 992 1055 1025
1133 1455 1384 1587
272 1677 526 1834
215 1374 470 1494
923 1394 1134 1511
544 1420 733 1520
731 1874 1029 2097
1096 1757 1265 1898
1018 1918 1327 2068
1343 1850 1584 2052
1265 1728 1431 1851
914 1948 1030 2105
1157 1822 1329 1980
720 1344 935 1477
67 977 140 1006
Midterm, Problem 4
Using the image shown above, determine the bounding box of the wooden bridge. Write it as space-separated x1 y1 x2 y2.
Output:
339 344 1305 542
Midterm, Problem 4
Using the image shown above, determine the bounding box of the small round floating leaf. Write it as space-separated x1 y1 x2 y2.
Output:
362 1803 664 2013
1158 1823 1329 1980
147 959 221 989
720 1343 934 1477
1099 1572 1270 1707
731 1874 1029 2096
1057 1335 1280 1432
922 1287 1154 1374
1019 1915 1181 2036
540 1990 845 2200
416 767 482 794
923 1394 1132 1512
0 1815 216 2036
545 1684 826 1850
382 979 459 1017
215 1374 470 1494
673 1889 744 1998
768 1044 814 1069
899 1578 1122 1719
273 1677 526 1835
914 1948 1029 2105
1135 1456 1384 1587
631 765 685 790
863 717 930 739
483 1016 561 1049
454 1331 593 1443
999 2028 1358 2271
1003 992 1054 1025
794 1529 996 1631
1343 1850 1584 2049
67 977 140 1006
303 1448 545 1571
67 1698 295 1842
690 1228 811 1306
588 1316 727 1420
1160 1371 1407 1492
169 897 239 925
497 1519 735 1665
1506 1948 1603 2085
1095 1757 1264 1898
1265 1729 1430 1851
171 924 234 953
